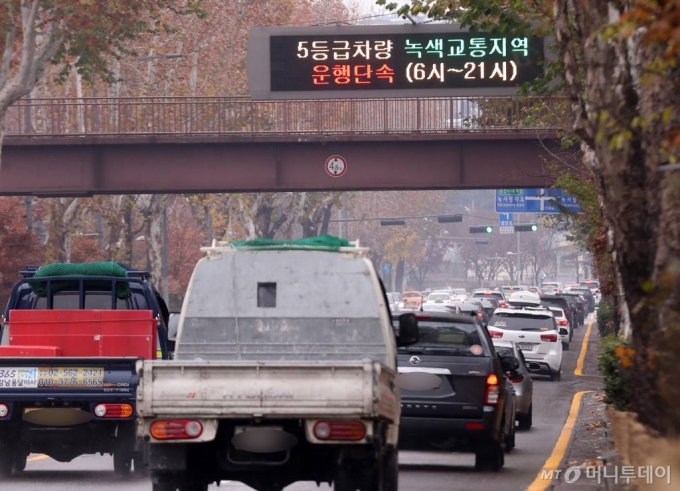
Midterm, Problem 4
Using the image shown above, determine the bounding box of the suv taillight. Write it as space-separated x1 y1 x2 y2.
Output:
485 374 500 404
558 320 569 326
488 330 503 339
541 333 558 342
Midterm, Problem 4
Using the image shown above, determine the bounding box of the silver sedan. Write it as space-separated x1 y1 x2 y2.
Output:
493 339 534 430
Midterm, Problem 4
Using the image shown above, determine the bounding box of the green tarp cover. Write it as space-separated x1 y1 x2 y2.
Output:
29 262 131 298
232 235 351 252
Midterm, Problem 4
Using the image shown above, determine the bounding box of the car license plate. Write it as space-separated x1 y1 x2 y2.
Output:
517 343 533 351
37 367 105 389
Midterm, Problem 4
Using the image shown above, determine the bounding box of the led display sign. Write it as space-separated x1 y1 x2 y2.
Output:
248 25 547 99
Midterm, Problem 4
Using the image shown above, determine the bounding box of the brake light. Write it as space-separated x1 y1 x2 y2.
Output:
0 404 8 418
93 403 134 418
476 312 484 318
313 421 366 441
150 420 203 440
506 371 524 383
540 333 559 342
485 374 500 404
488 330 503 339
559 320 569 326
499 301 507 307
466 422 485 429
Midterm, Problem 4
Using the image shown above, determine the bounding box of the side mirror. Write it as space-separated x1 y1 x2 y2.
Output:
395 313 419 347
501 356 520 372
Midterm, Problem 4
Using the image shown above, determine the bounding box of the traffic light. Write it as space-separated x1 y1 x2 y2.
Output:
470 226 493 233
515 224 539 232
380 219 406 226
437 214 463 223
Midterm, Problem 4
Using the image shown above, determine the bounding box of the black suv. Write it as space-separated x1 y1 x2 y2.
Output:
396 313 518 471
566 287 596 313
540 295 576 329
560 292 587 327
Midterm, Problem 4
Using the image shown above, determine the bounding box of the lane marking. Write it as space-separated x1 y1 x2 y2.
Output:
574 320 594 376
27 454 50 462
525 390 593 491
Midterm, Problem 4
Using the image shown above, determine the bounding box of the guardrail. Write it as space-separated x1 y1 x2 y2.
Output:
4 96 568 137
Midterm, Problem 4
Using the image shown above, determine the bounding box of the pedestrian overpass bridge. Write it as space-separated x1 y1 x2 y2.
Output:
0 95 574 196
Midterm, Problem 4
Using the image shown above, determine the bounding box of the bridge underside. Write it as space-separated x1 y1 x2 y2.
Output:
0 134 574 196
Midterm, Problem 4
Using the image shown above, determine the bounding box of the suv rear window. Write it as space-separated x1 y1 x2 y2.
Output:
489 313 555 331
398 321 487 356
35 291 129 309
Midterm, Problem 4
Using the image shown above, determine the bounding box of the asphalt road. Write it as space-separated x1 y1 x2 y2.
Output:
8 313 602 491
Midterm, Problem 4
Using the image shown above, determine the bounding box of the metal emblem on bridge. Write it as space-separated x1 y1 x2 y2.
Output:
325 155 347 178
409 356 421 366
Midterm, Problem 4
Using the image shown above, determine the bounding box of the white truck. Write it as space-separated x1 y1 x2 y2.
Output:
135 238 418 491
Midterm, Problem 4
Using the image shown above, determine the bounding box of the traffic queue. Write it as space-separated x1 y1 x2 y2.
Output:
0 236 598 491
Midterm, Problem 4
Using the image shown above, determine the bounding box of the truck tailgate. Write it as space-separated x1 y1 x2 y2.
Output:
137 360 398 421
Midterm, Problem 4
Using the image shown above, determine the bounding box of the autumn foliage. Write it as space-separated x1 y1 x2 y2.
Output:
0 198 44 307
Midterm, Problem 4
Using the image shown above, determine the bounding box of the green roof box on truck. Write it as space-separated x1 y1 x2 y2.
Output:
29 261 131 297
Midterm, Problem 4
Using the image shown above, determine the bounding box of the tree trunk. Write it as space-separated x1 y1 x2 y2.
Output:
554 1 680 434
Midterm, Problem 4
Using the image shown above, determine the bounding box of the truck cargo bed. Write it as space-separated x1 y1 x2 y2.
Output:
136 360 398 421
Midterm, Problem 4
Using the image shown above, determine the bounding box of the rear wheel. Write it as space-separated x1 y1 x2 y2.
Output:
563 341 570 351
505 423 516 452
474 442 503 472
12 451 27 472
550 368 562 382
336 447 398 491
0 443 14 478
113 448 132 475
517 404 533 430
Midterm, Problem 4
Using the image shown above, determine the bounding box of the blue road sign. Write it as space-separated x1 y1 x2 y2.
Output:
499 213 514 227
495 189 581 213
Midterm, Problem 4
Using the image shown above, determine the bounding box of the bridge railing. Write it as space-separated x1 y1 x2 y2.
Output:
4 96 568 137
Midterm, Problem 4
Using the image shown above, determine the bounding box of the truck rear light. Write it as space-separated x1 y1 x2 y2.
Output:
313 421 366 441
93 403 134 418
150 420 203 440
488 330 503 338
558 320 569 326
485 374 499 404
540 334 559 342
0 404 8 418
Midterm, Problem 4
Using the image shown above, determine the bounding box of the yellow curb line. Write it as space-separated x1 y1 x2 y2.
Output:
525 390 593 491
574 320 594 376
27 454 50 462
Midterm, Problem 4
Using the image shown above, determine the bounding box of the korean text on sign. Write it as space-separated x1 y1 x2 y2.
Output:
404 37 530 59
298 40 394 61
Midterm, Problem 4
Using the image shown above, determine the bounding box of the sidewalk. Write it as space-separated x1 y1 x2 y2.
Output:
548 325 629 491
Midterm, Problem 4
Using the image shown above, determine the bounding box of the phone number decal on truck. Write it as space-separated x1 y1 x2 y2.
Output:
0 367 105 388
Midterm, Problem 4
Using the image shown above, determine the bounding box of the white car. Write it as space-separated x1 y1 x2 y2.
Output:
506 290 541 306
487 308 563 381
548 306 572 349
449 288 468 301
421 292 458 313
